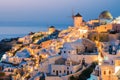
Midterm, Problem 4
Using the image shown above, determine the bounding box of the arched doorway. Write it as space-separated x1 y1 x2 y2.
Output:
67 71 69 75
56 70 58 76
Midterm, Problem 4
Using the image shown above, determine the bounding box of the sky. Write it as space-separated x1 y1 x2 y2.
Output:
0 0 120 26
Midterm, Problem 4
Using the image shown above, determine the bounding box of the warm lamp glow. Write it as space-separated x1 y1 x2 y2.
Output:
115 67 120 73
99 58 102 62
99 62 102 65
41 54 48 59
98 56 103 65
78 29 88 33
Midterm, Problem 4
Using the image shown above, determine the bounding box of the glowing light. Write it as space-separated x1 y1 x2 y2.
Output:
3 54 7 59
98 56 103 65
44 54 48 58
30 67 33 72
40 54 48 59
99 62 102 65
8 52 13 56
115 67 120 73
99 58 102 62
104 56 108 60
117 49 120 53
78 29 88 33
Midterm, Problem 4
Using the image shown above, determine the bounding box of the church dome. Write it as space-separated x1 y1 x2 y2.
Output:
99 11 113 20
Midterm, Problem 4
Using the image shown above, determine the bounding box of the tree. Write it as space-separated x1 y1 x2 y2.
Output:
78 62 97 80
79 74 87 80
0 72 5 77
69 75 78 80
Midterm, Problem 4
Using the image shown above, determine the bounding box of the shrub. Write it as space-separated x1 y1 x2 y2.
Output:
0 72 5 77
78 62 97 80
69 75 78 80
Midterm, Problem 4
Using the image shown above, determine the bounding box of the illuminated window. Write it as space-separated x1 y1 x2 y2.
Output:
104 71 106 75
109 71 111 74
105 27 106 29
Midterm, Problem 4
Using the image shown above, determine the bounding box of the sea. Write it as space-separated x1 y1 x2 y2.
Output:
0 26 68 41
0 26 68 59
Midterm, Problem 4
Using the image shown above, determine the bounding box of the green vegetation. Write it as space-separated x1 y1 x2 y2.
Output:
0 72 5 77
79 62 97 80
69 62 97 80
69 75 78 80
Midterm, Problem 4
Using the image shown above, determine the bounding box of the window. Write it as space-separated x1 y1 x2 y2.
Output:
105 27 106 29
67 67 69 69
64 70 66 73
104 71 106 75
56 70 58 75
109 71 111 74
68 51 70 53
83 35 85 38
59 71 61 73
64 51 66 53
53 70 55 72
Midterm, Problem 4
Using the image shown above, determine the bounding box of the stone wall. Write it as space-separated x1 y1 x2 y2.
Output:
68 54 98 64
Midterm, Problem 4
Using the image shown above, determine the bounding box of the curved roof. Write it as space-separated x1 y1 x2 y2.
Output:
99 11 113 19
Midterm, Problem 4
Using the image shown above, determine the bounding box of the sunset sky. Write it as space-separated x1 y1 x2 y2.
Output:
0 0 120 26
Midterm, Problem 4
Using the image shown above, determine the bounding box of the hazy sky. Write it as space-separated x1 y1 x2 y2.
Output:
0 0 120 26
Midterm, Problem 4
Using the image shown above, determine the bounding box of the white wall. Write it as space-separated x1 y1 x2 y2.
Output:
48 55 62 64
39 61 49 73
51 64 81 76
39 55 62 73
